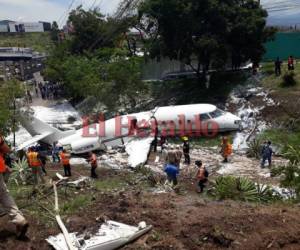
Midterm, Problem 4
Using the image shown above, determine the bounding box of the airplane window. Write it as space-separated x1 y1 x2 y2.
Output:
209 109 224 118
200 113 210 121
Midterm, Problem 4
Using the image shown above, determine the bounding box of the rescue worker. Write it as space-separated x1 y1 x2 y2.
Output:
195 160 208 193
27 147 45 187
151 117 158 152
288 55 294 71
26 90 32 103
220 136 232 163
52 142 60 163
167 145 177 165
60 149 71 177
3 152 13 183
164 163 179 187
261 141 273 168
182 137 190 165
36 146 47 175
0 135 29 238
161 144 169 166
160 136 166 153
274 57 282 76
88 152 98 178
175 145 183 168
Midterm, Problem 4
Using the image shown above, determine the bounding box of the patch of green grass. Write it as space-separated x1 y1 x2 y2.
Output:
191 136 222 148
8 183 32 200
259 128 300 154
61 194 93 214
261 62 300 90
168 134 234 148
261 62 275 75
93 177 126 191
0 32 53 52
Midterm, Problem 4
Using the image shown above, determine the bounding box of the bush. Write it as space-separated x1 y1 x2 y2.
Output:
10 157 31 185
284 145 300 165
212 176 276 202
247 139 263 159
271 164 300 199
281 72 297 87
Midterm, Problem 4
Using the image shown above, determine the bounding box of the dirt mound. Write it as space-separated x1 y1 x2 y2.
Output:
1 190 300 250
0 165 299 250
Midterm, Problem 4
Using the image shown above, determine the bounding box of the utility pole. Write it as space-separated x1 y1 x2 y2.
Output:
13 99 16 148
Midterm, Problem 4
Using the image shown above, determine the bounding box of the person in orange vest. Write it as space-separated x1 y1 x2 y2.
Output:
195 160 208 193
27 147 45 187
0 134 29 239
88 152 98 178
220 136 233 163
60 149 71 177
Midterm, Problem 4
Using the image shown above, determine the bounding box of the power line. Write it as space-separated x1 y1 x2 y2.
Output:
263 1 300 11
58 0 76 23
88 0 141 52
58 0 78 27
89 0 98 9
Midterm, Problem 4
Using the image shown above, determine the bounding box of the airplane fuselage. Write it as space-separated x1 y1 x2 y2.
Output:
58 104 242 154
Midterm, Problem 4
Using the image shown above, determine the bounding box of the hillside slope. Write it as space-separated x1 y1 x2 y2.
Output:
0 32 53 52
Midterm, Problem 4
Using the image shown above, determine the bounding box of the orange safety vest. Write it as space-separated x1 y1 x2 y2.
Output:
60 152 70 165
27 152 41 167
0 153 6 173
222 143 233 157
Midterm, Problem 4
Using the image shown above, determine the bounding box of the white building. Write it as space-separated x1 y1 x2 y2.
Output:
0 24 8 32
8 22 44 33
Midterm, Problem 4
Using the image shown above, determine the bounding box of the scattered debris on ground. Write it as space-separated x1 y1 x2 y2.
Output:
47 220 152 250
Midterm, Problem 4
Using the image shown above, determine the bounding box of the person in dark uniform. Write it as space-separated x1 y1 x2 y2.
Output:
274 57 282 76
182 137 190 165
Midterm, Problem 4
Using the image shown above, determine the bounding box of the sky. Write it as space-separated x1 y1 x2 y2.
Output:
262 0 300 26
0 0 300 27
0 0 121 26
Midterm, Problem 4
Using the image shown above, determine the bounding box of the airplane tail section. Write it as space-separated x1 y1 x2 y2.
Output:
20 112 75 145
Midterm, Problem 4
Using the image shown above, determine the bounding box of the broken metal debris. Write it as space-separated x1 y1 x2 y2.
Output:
47 220 152 250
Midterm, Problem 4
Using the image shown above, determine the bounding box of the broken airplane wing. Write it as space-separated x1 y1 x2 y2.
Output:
16 131 53 151
125 137 154 168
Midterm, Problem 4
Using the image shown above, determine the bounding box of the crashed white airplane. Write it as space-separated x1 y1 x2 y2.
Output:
19 104 241 167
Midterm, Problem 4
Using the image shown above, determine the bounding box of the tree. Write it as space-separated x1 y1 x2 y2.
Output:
67 6 130 54
45 7 148 111
46 47 147 110
51 21 60 42
0 79 25 138
138 0 275 80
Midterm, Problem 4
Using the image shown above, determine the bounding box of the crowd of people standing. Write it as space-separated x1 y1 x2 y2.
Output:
36 81 63 100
